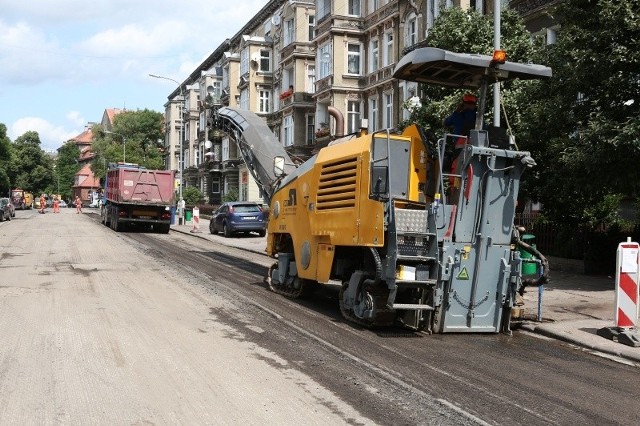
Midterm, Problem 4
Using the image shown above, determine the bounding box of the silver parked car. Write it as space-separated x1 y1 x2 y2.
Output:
0 197 16 221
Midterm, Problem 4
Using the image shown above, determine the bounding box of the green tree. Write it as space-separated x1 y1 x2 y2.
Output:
91 109 165 179
0 124 12 195
516 0 640 227
55 142 81 200
9 131 54 195
399 8 535 134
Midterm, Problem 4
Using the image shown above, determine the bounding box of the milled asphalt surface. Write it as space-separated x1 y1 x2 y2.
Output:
169 215 640 364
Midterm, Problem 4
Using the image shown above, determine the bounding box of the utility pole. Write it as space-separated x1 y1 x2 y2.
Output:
494 0 501 127
149 74 185 202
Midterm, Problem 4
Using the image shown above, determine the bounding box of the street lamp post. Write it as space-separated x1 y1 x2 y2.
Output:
148 73 184 202
104 130 126 163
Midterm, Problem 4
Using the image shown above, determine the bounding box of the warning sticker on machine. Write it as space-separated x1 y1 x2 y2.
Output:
457 267 469 280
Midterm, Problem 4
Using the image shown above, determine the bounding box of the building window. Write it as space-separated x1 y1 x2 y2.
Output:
209 81 222 103
402 82 419 120
348 0 361 16
369 39 378 73
318 42 332 79
283 115 294 147
240 48 249 75
317 0 331 19
369 98 378 132
383 31 393 67
222 66 229 89
240 89 248 110
241 171 248 201
383 92 393 129
369 0 379 13
284 19 294 46
308 15 315 41
260 49 271 72
307 65 316 92
406 15 417 47
347 101 361 134
211 176 220 194
222 138 230 161
347 43 362 75
306 114 315 145
258 89 270 113
284 68 294 91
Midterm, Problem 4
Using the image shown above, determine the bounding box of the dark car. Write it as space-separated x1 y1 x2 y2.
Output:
209 201 267 237
0 197 15 222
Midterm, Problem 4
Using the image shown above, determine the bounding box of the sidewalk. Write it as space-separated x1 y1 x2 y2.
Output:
171 218 640 364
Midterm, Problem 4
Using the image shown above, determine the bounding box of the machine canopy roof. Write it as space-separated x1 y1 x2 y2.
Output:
393 47 552 89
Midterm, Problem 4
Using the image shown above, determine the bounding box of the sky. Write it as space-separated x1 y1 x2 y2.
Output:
0 0 268 152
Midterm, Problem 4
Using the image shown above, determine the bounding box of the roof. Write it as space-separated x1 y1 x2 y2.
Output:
72 127 94 144
102 108 125 128
73 164 101 189
79 147 94 161
393 47 552 89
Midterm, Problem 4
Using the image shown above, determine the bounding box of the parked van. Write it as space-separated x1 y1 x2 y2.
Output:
10 189 26 210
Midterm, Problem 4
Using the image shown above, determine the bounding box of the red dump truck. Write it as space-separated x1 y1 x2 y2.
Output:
100 164 175 233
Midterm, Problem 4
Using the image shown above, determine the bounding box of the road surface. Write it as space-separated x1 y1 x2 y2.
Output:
0 208 638 425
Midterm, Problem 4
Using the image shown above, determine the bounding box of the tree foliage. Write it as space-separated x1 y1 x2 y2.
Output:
9 131 55 196
0 124 12 194
91 109 165 180
399 2 640 228
399 8 535 134
516 0 640 227
182 186 204 205
55 142 81 200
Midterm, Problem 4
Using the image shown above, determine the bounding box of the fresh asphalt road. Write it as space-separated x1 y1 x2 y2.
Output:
1 208 638 425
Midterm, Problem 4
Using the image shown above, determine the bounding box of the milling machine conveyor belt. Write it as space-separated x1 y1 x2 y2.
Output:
216 107 296 202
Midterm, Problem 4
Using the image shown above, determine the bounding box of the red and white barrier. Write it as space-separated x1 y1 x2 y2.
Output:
597 238 640 346
190 206 201 233
615 239 639 328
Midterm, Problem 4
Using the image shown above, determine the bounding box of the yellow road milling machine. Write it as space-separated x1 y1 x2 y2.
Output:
215 47 551 333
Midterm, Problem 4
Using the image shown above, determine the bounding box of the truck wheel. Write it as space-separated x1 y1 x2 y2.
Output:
113 215 120 232
223 223 232 238
258 230 266 237
159 224 170 234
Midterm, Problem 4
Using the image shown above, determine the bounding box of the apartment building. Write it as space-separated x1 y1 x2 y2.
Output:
157 0 553 205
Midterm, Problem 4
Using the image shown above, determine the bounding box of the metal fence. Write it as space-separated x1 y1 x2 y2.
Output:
514 213 587 260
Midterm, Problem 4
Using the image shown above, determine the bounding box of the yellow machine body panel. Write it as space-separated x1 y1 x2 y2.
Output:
267 128 426 284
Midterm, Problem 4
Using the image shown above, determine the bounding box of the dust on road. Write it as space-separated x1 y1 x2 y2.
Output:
0 209 375 425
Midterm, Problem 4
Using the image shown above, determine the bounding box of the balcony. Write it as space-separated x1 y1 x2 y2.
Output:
363 0 399 29
280 91 314 108
314 75 334 94
510 0 561 17
280 42 315 63
363 64 395 87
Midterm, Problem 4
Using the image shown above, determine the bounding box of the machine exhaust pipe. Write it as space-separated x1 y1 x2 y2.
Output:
328 106 345 137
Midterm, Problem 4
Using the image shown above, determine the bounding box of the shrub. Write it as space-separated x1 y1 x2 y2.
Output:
182 187 204 205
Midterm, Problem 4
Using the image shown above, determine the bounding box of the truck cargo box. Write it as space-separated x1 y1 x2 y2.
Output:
105 167 175 206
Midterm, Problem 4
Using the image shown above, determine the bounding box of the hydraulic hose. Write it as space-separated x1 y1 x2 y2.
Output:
516 238 550 290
